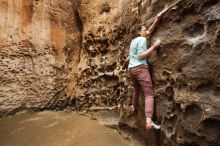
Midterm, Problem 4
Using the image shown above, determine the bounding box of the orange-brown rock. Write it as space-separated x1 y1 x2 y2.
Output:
0 0 220 146
0 0 81 114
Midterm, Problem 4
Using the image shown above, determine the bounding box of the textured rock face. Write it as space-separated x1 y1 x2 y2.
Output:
151 1 220 145
0 0 81 114
73 0 220 145
0 0 220 146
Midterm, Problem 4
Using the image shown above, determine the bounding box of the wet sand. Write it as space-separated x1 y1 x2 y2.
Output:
0 111 135 146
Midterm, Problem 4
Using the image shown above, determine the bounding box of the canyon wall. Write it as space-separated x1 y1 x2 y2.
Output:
0 0 81 114
0 0 220 146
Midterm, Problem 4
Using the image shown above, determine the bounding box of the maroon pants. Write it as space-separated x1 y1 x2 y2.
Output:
129 64 154 118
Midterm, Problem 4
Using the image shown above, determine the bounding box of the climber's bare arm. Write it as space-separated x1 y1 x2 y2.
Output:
138 40 161 60
146 7 168 35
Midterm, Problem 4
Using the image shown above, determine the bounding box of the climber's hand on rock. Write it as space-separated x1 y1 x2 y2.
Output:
154 39 161 48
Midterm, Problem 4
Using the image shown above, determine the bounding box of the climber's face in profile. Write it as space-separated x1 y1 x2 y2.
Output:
138 26 149 37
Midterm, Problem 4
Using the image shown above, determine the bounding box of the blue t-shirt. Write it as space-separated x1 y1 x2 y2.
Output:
128 36 148 68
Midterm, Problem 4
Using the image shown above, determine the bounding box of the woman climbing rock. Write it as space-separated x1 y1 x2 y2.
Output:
128 7 167 129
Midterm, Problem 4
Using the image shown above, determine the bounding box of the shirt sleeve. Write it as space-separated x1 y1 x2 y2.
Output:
137 38 147 55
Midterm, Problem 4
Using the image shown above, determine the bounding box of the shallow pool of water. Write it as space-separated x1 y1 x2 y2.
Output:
0 111 144 146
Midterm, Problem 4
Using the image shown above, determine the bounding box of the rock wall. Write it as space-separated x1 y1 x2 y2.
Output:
72 0 220 145
152 1 220 145
0 0 81 115
0 0 220 146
